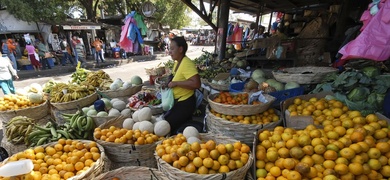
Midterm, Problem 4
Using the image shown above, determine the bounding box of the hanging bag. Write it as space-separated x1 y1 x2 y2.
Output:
161 88 174 111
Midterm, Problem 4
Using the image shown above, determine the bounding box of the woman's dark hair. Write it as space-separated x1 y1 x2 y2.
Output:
171 36 188 54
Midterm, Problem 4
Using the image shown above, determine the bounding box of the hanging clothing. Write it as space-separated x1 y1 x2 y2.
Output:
118 11 147 53
338 0 390 63
133 13 148 36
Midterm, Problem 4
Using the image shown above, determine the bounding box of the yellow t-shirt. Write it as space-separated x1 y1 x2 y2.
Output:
172 56 198 101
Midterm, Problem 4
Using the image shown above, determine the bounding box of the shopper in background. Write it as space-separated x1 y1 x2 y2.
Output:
164 36 202 135
92 37 104 64
2 39 18 71
60 38 74 66
36 40 52 70
71 35 79 64
75 41 87 68
25 42 41 71
0 52 18 95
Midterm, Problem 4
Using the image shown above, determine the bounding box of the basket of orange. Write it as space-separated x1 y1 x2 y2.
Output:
154 133 253 180
207 92 276 116
205 105 282 147
0 139 108 180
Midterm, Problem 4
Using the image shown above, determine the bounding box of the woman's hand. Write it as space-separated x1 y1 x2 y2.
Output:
14 75 19 80
168 81 177 88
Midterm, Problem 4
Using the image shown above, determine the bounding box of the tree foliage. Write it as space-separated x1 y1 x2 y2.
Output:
1 0 70 23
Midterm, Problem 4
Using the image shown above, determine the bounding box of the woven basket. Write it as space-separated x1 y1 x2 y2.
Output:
207 93 276 116
0 100 49 124
95 116 158 167
100 85 142 100
1 140 107 180
155 133 253 180
235 49 258 58
0 138 28 157
272 66 338 84
50 92 98 111
2 115 51 142
205 106 282 147
90 115 122 127
95 166 169 180
208 82 230 91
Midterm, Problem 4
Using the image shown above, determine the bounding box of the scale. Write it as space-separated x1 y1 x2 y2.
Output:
142 1 156 17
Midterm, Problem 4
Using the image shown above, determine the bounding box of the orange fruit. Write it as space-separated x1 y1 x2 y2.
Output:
269 166 281 177
348 163 364 175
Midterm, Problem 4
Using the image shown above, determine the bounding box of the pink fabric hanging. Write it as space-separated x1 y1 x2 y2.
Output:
118 18 134 52
338 0 390 62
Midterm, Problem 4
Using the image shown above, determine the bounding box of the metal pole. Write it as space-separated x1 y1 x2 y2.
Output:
217 0 230 60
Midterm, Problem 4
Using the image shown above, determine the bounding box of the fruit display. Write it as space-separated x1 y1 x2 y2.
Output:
70 67 90 84
27 111 95 146
94 127 163 145
106 78 133 91
286 97 351 127
128 91 160 109
80 70 113 91
49 83 96 103
5 116 35 144
156 127 251 174
210 108 280 125
0 83 45 111
255 112 390 179
84 98 131 118
211 92 262 105
0 139 101 180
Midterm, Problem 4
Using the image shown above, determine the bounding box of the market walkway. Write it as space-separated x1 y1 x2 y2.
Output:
17 53 162 80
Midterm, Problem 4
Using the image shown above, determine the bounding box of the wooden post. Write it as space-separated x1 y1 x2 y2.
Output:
334 0 352 40
216 0 230 60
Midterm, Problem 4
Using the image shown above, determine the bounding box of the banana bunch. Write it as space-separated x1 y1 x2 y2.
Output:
27 111 95 147
71 67 90 84
50 83 96 103
42 79 58 93
5 116 35 145
81 70 113 90
198 67 227 81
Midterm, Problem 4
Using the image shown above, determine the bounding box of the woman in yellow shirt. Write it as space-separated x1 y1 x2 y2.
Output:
165 36 201 134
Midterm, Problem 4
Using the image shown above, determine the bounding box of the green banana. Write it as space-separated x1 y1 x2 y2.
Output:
84 117 94 131
50 127 58 138
36 137 48 146
77 116 86 131
56 130 70 139
34 125 51 132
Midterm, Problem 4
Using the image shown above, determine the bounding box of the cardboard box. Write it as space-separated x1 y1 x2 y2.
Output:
281 91 333 130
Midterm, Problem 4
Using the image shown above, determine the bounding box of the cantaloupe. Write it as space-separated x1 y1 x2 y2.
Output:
138 107 152 121
123 118 135 130
153 120 171 137
108 108 121 116
82 107 91 115
96 111 108 117
132 110 140 122
110 98 121 105
183 126 200 139
101 98 112 110
187 136 201 144
28 93 43 104
87 109 98 116
121 109 132 117
112 100 126 111
133 122 141 130
139 121 154 133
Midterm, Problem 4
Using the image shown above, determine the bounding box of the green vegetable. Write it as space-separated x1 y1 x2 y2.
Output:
347 87 370 101
285 82 300 90
362 66 380 78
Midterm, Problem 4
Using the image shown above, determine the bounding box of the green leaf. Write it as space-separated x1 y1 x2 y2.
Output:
334 92 347 103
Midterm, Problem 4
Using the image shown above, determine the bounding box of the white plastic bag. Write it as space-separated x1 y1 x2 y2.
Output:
249 91 268 104
161 88 174 111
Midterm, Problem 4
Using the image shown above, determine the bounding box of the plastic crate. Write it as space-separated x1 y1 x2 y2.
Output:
229 82 245 92
269 86 305 108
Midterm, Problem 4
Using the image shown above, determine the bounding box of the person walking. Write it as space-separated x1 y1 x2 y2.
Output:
71 35 79 64
25 42 41 71
0 52 18 95
2 39 18 71
36 40 52 70
92 37 104 64
75 41 87 68
60 38 74 66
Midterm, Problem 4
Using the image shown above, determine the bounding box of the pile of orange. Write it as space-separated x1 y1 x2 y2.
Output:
255 111 390 180
1 139 101 180
156 134 251 174
94 126 164 145
212 92 261 105
210 108 279 125
0 94 43 111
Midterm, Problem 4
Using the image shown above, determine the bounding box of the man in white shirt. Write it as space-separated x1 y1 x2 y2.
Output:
60 39 74 66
